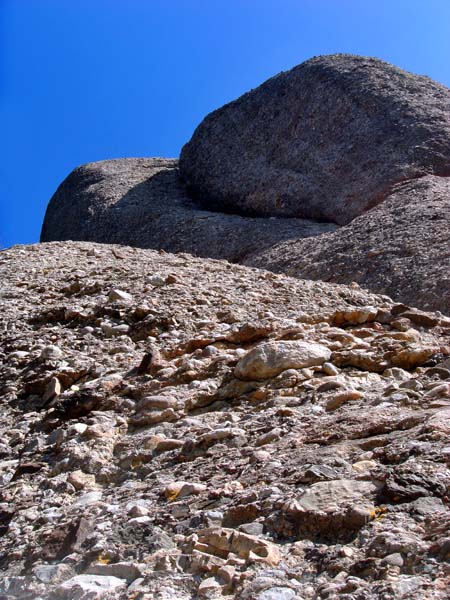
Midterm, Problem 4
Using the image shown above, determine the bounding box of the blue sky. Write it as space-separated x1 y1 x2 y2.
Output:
2 0 450 248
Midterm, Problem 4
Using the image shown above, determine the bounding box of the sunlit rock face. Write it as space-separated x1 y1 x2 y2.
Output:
181 53 450 225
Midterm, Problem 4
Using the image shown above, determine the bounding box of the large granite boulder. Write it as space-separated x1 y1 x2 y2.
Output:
245 176 450 314
180 54 450 225
40 158 334 261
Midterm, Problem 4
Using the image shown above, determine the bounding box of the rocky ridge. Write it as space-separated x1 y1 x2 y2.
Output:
1 242 450 599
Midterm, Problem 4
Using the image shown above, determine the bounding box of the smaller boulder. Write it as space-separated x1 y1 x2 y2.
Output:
234 341 331 380
55 574 127 599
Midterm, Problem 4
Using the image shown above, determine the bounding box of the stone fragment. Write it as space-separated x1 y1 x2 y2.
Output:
108 289 132 303
391 345 436 369
72 491 103 507
322 362 339 376
190 527 281 567
40 345 63 360
326 389 364 411
257 588 296 600
129 408 178 426
235 341 331 380
382 552 404 567
255 428 282 446
33 563 74 584
352 460 377 473
43 376 62 403
164 481 207 500
55 574 127 599
198 576 222 596
154 438 184 452
280 480 378 538
331 307 378 326
67 470 96 490
87 561 142 582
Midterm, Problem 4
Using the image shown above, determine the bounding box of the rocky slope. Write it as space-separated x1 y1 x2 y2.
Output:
40 158 333 263
1 242 450 599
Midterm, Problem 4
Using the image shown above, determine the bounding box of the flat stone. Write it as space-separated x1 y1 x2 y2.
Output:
72 491 103 507
87 561 142 582
55 574 127 599
108 289 133 303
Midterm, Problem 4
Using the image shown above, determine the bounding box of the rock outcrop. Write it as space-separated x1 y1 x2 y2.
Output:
246 175 450 314
180 54 450 224
1 242 450 599
40 55 450 316
40 158 334 263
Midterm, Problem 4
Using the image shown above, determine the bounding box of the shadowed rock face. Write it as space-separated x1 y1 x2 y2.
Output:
245 176 450 314
40 158 335 262
180 54 450 225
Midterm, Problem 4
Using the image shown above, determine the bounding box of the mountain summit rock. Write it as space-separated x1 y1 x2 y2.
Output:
180 54 450 224
41 54 450 314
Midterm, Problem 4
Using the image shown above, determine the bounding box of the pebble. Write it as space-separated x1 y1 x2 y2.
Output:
40 345 63 360
108 289 133 302
72 491 103 507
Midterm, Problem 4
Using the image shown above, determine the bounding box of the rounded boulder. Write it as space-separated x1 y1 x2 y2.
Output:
180 54 450 225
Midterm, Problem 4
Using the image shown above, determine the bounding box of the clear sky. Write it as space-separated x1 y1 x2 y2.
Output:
2 0 450 248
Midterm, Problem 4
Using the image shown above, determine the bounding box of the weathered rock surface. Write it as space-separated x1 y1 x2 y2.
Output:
40 56 450 316
180 54 450 224
246 175 450 313
40 157 334 262
1 241 450 599
235 341 331 380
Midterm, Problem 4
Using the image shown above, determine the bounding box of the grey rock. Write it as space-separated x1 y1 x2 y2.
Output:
40 345 63 360
87 561 142 582
246 175 450 313
180 54 450 225
238 522 265 536
382 552 404 567
55 574 127 599
257 588 296 600
234 341 331 380
40 157 333 263
33 563 74 584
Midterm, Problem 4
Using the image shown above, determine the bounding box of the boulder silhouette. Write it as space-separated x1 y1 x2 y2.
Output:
180 54 450 224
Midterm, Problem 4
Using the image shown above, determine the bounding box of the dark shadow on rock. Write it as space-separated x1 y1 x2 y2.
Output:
41 158 336 263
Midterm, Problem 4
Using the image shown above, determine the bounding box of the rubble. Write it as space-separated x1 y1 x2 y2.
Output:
0 241 449 599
